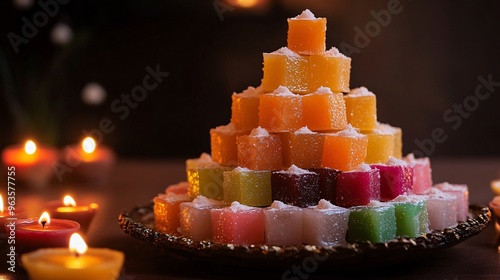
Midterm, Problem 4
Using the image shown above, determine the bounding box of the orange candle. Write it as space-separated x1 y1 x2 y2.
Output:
62 137 115 182
46 195 98 232
1 140 58 186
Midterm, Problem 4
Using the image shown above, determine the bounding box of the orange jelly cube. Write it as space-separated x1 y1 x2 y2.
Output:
231 86 262 132
322 125 368 171
210 123 247 166
309 48 351 93
344 87 377 131
302 87 347 131
259 86 303 133
363 127 395 164
262 47 309 94
154 193 191 234
287 9 326 55
236 127 283 171
281 127 325 169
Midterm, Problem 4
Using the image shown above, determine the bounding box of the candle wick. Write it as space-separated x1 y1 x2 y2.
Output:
74 252 80 258
41 221 46 229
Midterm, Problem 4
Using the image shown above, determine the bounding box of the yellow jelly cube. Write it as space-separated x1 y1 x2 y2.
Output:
210 123 247 166
322 125 368 171
344 87 377 131
231 86 262 132
262 47 309 94
186 162 232 200
377 123 403 159
223 167 272 207
281 127 325 169
259 86 303 133
287 9 326 55
302 87 347 131
309 48 351 93
236 127 283 171
363 127 395 164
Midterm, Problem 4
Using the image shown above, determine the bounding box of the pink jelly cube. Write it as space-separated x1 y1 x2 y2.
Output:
211 202 265 245
336 164 380 207
404 153 432 195
371 157 413 201
425 188 457 230
264 201 303 246
165 181 189 196
434 182 469 222
179 196 226 242
302 199 350 247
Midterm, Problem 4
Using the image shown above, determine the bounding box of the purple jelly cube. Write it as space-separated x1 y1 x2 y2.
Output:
404 153 432 195
371 157 413 201
264 201 303 246
308 168 341 204
302 199 350 247
435 182 469 221
336 164 380 208
271 165 320 207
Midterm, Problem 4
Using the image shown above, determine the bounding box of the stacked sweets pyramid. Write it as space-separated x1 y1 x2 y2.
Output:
153 10 469 247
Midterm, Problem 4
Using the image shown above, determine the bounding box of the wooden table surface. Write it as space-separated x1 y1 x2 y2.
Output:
2 158 500 280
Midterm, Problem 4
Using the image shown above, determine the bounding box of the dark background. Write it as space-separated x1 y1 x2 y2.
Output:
0 0 499 159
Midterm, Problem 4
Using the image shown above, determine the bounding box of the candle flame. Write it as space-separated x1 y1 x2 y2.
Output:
24 140 37 155
0 194 3 213
69 233 88 256
82 137 96 154
38 212 50 228
235 0 259 8
63 195 77 207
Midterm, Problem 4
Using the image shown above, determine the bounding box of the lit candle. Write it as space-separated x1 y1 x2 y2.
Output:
1 140 58 187
46 195 98 232
0 194 26 237
63 137 115 182
22 233 124 280
6 212 80 254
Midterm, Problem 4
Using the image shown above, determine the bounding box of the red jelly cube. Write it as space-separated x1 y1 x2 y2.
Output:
210 202 265 245
371 157 414 201
336 164 380 207
271 165 320 207
308 168 341 205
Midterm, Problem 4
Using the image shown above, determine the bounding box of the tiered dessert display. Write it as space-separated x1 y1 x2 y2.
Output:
119 10 490 264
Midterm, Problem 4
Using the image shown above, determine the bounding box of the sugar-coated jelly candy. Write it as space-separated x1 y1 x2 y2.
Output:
287 9 326 55
211 202 265 245
231 86 262 132
344 87 377 131
391 195 429 237
179 196 225 241
281 126 324 169
302 199 350 246
336 164 380 207
223 167 272 207
308 167 341 204
363 125 395 164
322 124 368 171
271 165 320 207
371 157 413 201
261 48 309 94
435 182 469 222
259 86 304 132
302 87 347 131
210 123 247 166
236 127 283 170
425 188 458 230
404 153 432 195
264 201 303 246
308 48 351 93
154 193 191 234
347 202 397 243
186 161 232 200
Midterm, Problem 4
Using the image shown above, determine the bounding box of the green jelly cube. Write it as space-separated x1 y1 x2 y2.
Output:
347 204 396 243
392 195 429 237
223 167 272 207
187 164 232 200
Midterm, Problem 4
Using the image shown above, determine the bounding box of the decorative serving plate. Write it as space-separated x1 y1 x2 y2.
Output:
118 204 491 269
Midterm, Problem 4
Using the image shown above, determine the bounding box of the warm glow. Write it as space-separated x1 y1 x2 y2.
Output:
69 233 88 255
38 212 51 226
82 137 96 154
63 195 77 207
90 203 99 210
0 195 3 213
235 0 259 8
491 180 500 195
24 140 37 155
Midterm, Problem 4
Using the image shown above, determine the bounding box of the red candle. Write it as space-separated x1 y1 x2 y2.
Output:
1 140 58 186
6 212 80 254
46 195 98 232
0 194 26 236
62 137 115 181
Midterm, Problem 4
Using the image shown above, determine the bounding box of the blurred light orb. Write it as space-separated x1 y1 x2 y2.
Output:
235 0 259 8
13 0 34 9
82 83 107 105
51 23 73 45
